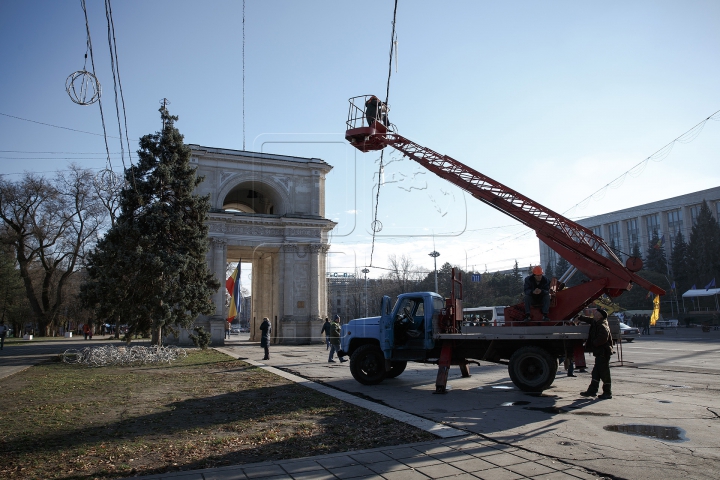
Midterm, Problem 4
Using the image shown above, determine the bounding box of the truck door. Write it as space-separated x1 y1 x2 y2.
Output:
426 295 444 349
379 295 394 359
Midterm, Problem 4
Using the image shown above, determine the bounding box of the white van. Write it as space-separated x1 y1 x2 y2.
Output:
463 306 508 327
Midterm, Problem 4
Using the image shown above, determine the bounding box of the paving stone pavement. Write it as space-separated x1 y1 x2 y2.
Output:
136 434 605 480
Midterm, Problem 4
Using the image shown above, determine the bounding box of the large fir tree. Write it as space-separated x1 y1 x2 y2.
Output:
669 232 689 290
645 232 668 275
686 200 720 286
630 242 643 263
82 106 220 344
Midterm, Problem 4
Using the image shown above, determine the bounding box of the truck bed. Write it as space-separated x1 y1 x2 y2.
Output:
435 325 591 341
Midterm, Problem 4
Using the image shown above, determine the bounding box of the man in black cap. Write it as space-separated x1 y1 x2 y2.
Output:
577 307 614 399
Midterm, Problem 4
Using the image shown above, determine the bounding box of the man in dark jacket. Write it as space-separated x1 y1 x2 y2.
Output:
524 266 551 321
320 317 332 350
365 96 388 127
259 317 271 360
328 315 347 363
578 307 614 399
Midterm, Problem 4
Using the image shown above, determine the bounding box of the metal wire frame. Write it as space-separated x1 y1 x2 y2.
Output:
66 70 101 105
62 345 187 367
346 95 396 132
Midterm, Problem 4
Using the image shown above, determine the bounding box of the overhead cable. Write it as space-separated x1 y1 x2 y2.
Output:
369 0 399 267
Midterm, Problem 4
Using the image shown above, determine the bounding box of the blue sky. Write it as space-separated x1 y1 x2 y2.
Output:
1 0 719 288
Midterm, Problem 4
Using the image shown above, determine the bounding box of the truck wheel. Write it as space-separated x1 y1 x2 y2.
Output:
350 344 386 385
385 360 407 379
508 346 558 392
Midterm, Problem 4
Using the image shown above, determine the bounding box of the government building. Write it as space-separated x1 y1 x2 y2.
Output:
539 186 720 269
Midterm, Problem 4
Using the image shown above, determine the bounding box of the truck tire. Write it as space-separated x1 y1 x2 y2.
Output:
385 360 407 379
508 346 558 392
350 344 386 385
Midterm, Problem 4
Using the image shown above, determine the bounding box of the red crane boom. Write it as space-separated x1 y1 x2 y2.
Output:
345 95 665 322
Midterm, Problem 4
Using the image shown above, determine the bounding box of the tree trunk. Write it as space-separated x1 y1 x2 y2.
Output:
151 325 162 346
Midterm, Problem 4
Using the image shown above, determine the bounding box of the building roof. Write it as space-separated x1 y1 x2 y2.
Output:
189 144 331 168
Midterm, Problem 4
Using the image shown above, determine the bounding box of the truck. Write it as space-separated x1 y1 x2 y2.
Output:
340 95 665 393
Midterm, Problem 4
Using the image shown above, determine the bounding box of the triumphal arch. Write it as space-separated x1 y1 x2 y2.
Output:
189 145 335 345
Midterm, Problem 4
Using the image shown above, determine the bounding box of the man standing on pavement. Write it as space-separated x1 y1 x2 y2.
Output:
225 321 231 339
320 317 332 350
524 266 551 321
578 307 614 399
259 317 271 361
328 315 347 363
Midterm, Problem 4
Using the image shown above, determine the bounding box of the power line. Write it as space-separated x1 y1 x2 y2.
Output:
369 0 399 267
0 156 122 160
563 108 720 216
0 112 123 139
80 0 113 172
0 151 123 154
104 0 132 173
242 0 246 151
1 167 110 176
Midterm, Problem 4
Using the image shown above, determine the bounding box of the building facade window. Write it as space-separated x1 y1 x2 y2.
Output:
592 226 602 237
716 202 720 221
626 219 639 249
645 214 661 239
337 298 341 305
690 205 701 225
607 222 621 253
667 210 683 245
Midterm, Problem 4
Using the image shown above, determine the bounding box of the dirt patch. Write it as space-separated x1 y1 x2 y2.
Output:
0 350 434 479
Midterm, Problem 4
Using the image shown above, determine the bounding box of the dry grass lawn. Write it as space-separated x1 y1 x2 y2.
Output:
0 349 434 479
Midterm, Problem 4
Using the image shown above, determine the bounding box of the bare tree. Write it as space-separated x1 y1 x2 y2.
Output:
384 254 424 297
0 166 106 335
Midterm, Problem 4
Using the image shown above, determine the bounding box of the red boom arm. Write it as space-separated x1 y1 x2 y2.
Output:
345 96 665 321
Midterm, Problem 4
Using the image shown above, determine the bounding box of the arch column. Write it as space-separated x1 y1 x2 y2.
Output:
211 238 227 318
282 244 298 319
309 244 324 341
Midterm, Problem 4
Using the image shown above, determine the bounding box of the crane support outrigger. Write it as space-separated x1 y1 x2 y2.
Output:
341 95 665 393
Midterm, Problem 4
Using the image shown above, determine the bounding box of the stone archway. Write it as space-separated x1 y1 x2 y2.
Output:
191 145 335 345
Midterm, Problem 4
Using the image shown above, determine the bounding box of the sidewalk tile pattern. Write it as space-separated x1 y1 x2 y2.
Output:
133 434 606 480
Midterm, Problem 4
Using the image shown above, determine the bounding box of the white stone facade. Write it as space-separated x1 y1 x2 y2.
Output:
186 145 336 345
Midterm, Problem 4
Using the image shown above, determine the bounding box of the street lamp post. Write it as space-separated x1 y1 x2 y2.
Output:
361 268 370 317
429 251 440 293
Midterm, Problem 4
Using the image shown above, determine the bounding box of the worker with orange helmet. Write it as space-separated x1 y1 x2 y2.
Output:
524 265 551 321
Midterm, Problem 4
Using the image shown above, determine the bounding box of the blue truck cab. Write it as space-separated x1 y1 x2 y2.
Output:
340 292 445 385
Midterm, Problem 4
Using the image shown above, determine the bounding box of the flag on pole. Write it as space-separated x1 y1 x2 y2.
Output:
650 294 660 326
652 235 665 250
670 281 675 290
226 265 243 321
706 278 716 291
691 284 696 290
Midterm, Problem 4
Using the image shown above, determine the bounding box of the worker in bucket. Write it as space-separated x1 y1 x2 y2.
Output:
365 95 388 127
578 307 614 399
523 266 551 321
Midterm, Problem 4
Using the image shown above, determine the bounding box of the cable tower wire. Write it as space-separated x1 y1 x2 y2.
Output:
79 0 113 173
369 0 399 266
243 0 246 151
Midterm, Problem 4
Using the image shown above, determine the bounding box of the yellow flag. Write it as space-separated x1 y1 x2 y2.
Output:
650 295 660 326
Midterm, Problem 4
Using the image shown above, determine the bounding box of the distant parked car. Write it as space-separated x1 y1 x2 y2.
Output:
230 326 241 334
619 322 639 342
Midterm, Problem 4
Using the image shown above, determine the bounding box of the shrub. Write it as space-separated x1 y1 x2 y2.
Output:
189 326 211 350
